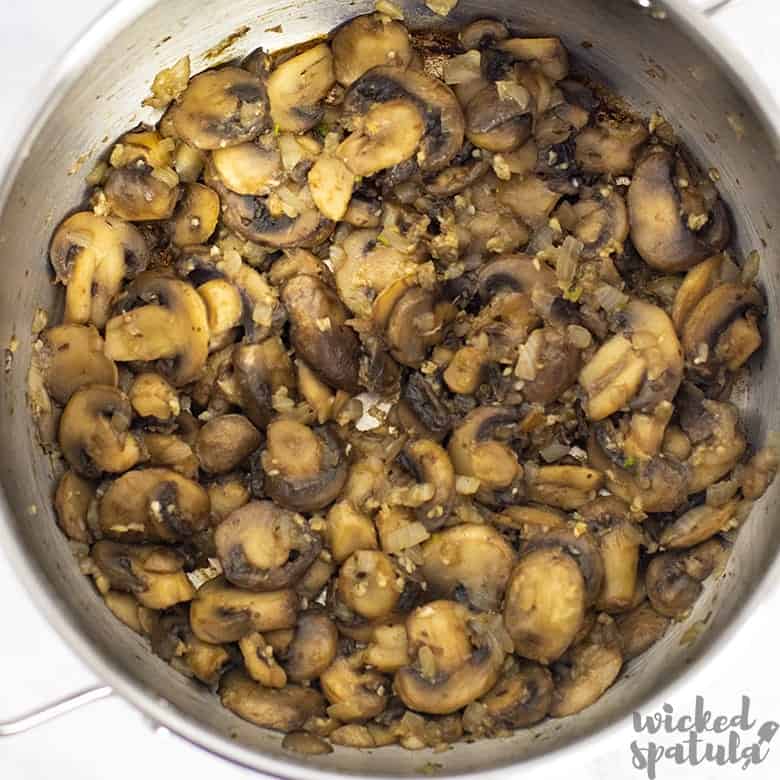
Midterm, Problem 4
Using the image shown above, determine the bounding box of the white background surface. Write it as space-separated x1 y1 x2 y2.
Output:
2 1 780 778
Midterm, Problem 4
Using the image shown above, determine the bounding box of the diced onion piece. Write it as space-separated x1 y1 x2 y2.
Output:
496 80 530 110
556 235 584 288
567 324 592 349
594 283 629 312
515 330 543 381
442 51 482 85
385 521 431 553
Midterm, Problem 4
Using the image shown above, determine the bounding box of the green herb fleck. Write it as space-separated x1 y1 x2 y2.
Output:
563 285 583 302
315 122 329 140
623 455 636 469
273 123 281 136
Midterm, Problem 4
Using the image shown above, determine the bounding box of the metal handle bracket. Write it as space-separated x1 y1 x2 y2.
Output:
0 685 113 736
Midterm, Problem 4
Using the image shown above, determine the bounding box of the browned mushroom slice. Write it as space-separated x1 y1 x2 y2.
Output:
681 283 763 377
54 470 96 543
478 659 554 729
493 503 568 536
628 147 730 272
534 100 590 150
325 500 379 563
239 631 288 688
526 465 604 511
580 497 644 613
284 610 339 682
207 474 250 521
465 84 531 153
332 13 413 86
646 538 730 619
364 623 410 673
337 550 401 620
425 155 490 197
141 432 199 479
460 19 509 50
448 406 523 506
588 424 689 514
679 396 746 494
104 164 179 222
615 601 671 661
477 252 557 302
104 272 209 387
170 183 220 246
659 500 739 550
579 299 683 421
49 211 148 328
320 655 389 721
574 119 649 176
519 327 581 405
59 385 144 477
503 546 586 664
195 414 262 474
98 467 210 542
497 38 569 82
565 188 629 260
210 141 283 196
420 524 515 610
268 44 335 133
307 155 356 222
395 600 506 715
670 253 724 332
37 324 118 404
219 669 325 732
231 338 296 428
190 576 298 643
128 372 180 429
103 591 143 633
172 67 269 150
282 274 360 392
341 65 465 174
215 500 322 591
261 419 348 513
92 541 195 610
399 439 455 529
442 345 488 395
550 617 623 717
741 445 780 501
396 371 453 442
497 174 563 226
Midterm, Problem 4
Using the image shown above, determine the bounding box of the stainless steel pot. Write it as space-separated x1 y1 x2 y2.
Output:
1 0 779 776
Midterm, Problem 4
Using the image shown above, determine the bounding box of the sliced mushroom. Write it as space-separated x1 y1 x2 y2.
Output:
98 467 210 542
54 469 96 543
364 623 411 673
681 283 763 378
103 591 143 633
37 324 118 404
460 19 509 50
332 13 413 87
588 424 689 513
59 385 144 477
141 432 199 478
420 524 515 610
550 616 623 717
337 550 401 620
497 37 569 82
493 503 568 536
526 465 604 510
741 445 780 501
170 183 220 246
240 631 288 688
442 345 488 395
172 67 269 150
579 299 683 421
341 65 465 174
425 154 491 197
519 327 581 405
477 252 557 302
615 601 670 661
580 497 644 612
395 600 506 715
679 396 746 494
325 500 379 563
268 44 335 133
397 371 453 442
104 163 179 222
320 655 389 721
190 576 298 643
195 414 262 474
219 669 325 732
128 372 180 428
261 419 348 513
284 610 339 682
497 174 563 226
105 272 209 387
207 474 251 521
465 84 531 153
210 140 283 196
565 188 629 260
92 541 195 610
282 274 360 392
215 500 321 591
628 147 730 272
575 119 648 176
448 406 523 506
307 155 356 222
399 439 455 529
503 546 586 664
659 499 739 549
49 211 148 328
478 659 554 729
646 538 729 618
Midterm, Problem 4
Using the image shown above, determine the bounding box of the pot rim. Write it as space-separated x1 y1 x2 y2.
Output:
1 0 779 777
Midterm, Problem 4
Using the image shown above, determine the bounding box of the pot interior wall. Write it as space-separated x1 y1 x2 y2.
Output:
1 0 779 776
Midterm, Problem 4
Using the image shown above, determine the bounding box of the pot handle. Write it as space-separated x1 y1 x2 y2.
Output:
0 685 113 736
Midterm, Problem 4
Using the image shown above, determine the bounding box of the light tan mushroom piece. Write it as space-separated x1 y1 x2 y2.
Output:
49 212 149 328
575 119 648 176
615 601 671 661
195 414 261 474
170 183 220 246
54 470 97 543
337 550 401 620
284 611 339 682
320 654 389 722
